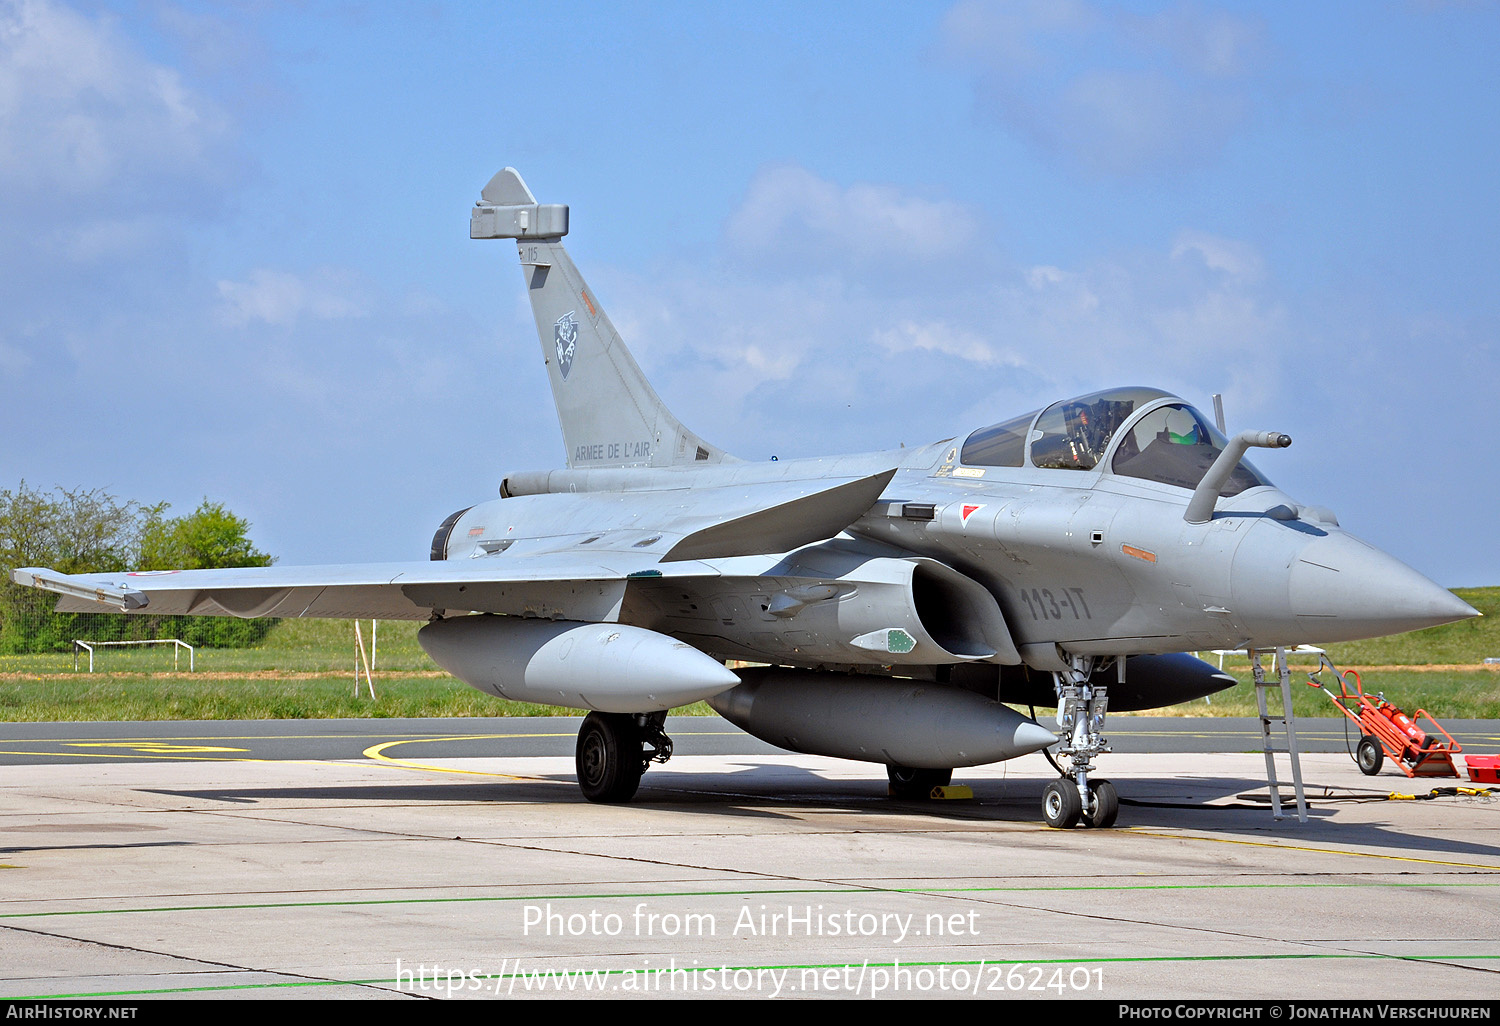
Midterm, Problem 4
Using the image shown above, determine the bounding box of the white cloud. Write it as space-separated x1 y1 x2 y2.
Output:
939 0 1100 71
0 1 257 391
1122 4 1264 79
1005 247 1282 373
0 0 234 206
725 164 979 264
0 338 31 375
215 268 371 329
874 319 1025 366
1171 229 1265 281
49 216 165 263
940 0 1263 176
590 165 1288 457
1022 264 1113 320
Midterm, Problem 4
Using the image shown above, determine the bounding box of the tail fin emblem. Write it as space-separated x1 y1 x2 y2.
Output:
554 311 579 379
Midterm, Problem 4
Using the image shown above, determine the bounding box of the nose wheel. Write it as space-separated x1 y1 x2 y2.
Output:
1043 658 1121 828
1042 779 1082 828
1085 779 1119 828
1042 777 1118 829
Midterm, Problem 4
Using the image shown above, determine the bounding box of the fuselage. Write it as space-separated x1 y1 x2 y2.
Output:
440 388 1475 669
854 442 1469 657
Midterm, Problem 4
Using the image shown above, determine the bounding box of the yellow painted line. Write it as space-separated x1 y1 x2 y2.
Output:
1126 828 1500 871
67 743 249 754
0 731 573 762
361 729 750 779
0 748 278 763
2 730 578 744
0 727 739 744
361 737 549 782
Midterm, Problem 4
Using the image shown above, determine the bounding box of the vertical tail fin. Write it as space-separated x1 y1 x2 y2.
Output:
471 168 734 469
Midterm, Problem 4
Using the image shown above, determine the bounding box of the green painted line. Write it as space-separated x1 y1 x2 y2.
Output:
5 878 1500 920
12 977 391 999
14 953 1500 1000
929 880 1500 893
0 887 860 919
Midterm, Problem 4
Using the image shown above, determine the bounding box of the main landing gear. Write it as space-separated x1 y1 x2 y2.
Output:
1045 655 1120 829
575 711 673 803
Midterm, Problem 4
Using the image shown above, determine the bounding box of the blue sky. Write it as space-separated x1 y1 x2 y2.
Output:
2 0 1496 587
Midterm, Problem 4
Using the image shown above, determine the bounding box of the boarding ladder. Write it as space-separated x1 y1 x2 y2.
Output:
1251 646 1308 823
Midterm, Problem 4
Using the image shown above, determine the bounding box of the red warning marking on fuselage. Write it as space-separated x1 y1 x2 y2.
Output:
960 504 984 525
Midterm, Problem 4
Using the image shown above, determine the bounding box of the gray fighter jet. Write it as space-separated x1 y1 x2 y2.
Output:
14 168 1478 828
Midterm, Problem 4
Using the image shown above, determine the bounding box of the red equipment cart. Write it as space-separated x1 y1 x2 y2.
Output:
1307 660 1462 779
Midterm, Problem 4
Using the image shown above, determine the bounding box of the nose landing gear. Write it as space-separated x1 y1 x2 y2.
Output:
1045 655 1120 828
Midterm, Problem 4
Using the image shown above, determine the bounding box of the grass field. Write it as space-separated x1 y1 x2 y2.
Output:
1312 586 1498 666
1139 668 1500 718
1158 586 1499 717
0 588 1493 721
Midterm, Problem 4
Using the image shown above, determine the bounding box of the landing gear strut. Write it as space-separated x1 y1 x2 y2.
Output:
575 711 674 803
1046 656 1120 828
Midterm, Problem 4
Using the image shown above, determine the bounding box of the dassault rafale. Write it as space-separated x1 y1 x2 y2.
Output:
15 168 1478 828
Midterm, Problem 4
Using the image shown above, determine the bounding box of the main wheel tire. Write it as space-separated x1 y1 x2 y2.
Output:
1042 778 1083 829
1085 779 1119 829
1356 735 1384 776
887 765 953 799
576 712 644 803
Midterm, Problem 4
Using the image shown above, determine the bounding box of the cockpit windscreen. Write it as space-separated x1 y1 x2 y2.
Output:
1111 403 1270 496
960 410 1037 467
1029 388 1171 471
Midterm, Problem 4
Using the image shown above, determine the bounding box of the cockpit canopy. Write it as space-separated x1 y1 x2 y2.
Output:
960 387 1271 498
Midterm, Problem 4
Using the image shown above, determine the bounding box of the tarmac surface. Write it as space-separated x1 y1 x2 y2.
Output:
1 716 1498 1001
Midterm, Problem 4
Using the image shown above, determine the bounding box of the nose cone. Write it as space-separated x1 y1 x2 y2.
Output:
1289 533 1478 641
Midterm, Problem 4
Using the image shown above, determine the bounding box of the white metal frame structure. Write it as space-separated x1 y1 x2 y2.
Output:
73 638 195 672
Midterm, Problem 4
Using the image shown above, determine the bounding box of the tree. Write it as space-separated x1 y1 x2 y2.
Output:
135 500 278 648
138 500 274 572
0 483 153 654
0 485 277 653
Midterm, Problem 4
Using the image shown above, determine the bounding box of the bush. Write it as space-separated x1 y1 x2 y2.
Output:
0 484 277 653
